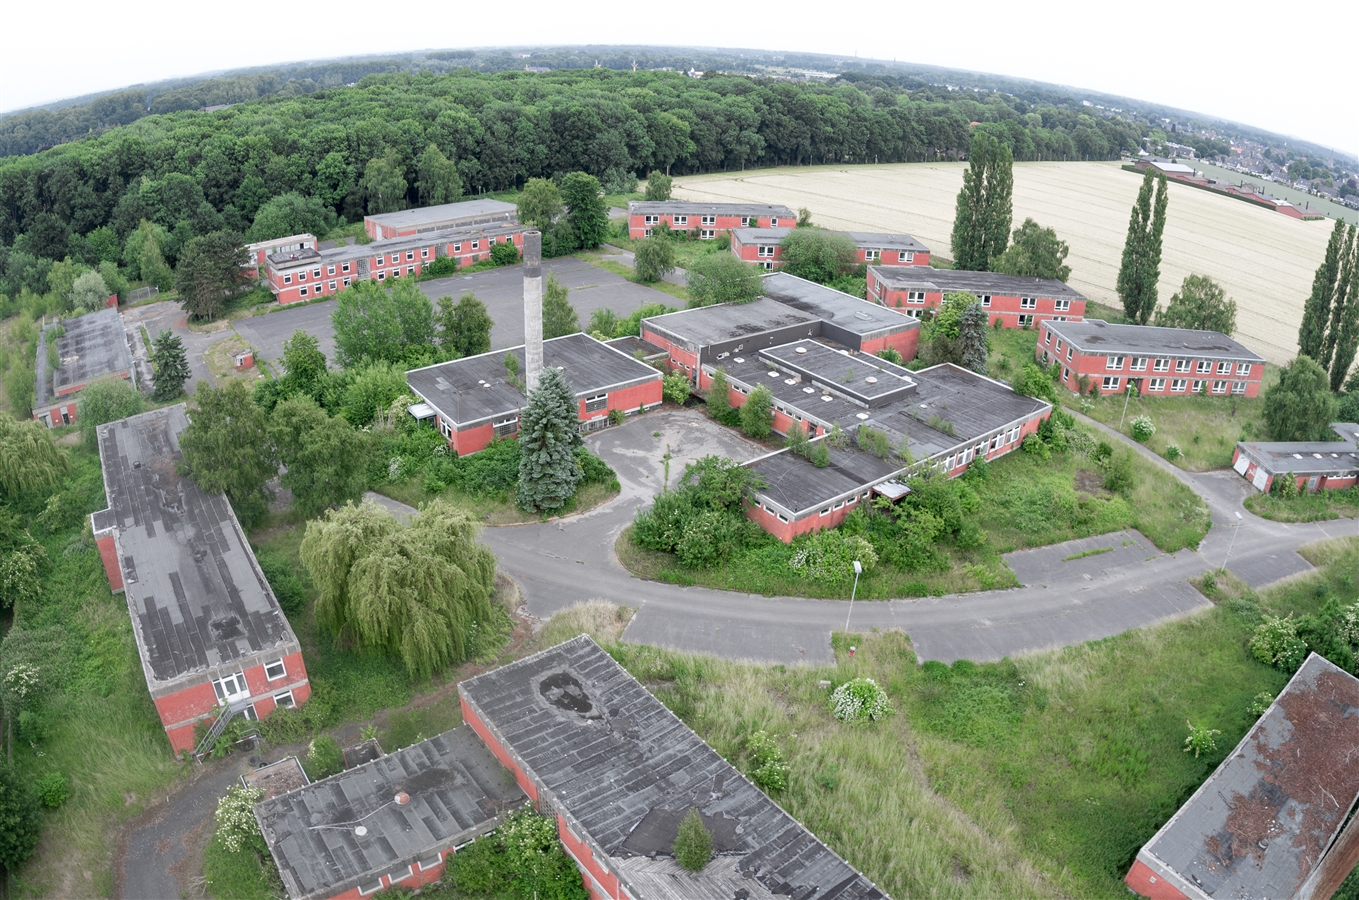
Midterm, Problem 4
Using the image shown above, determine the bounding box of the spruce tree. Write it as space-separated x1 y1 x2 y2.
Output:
1298 218 1346 360
516 367 583 512
150 329 191 400
958 302 990 374
1116 170 1169 325
950 131 1014 272
1327 226 1359 391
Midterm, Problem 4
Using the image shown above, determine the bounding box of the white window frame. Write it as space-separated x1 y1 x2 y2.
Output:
453 242 462 252
701 215 715 226
421 248 430 259
273 690 295 708
1192 379 1205 393
376 272 385 281
1232 380 1247 394
1066 346 1073 360
899 251 914 263
327 280 336 291
264 658 286 680
981 294 992 307
672 215 688 226
1062 367 1070 381
864 248 880 261
312 268 321 278
283 274 292 284
407 265 415 275
1212 380 1228 394
213 672 249 703
327 265 336 276
1196 359 1211 374
700 229 715 240
376 256 385 266
757 245 775 257
342 262 351 273
1054 298 1070 311
584 393 608 413
770 217 780 226
1130 357 1148 372
907 290 926 304
1171 378 1187 392
1020 296 1037 310
740 216 754 227
493 417 518 437
1153 358 1169 372
299 286 309 297
1236 362 1251 376
358 879 384 896
644 214 659 225
1102 376 1121 391
1175 358 1190 372
471 240 480 250
1017 314 1034 327
820 507 831 517
418 853 444 871
1216 361 1231 374
297 270 307 281
1106 355 1124 370
342 277 351 286
405 251 415 262
1148 377 1166 392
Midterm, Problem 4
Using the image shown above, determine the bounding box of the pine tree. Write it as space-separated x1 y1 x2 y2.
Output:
150 329 191 401
1327 226 1359 391
673 808 713 872
950 131 1014 272
1298 218 1346 360
516 367 584 512
1116 170 1169 325
958 302 990 374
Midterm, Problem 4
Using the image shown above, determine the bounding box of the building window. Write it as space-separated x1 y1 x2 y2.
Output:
327 265 336 275
1196 360 1211 373
907 290 926 304
1102 376 1121 391
421 248 429 258
1066 346 1073 360
358 879 384 896
1153 358 1169 372
644 215 659 225
1054 299 1070 311
493 417 518 437
899 251 914 263
273 690 294 709
1171 378 1187 392
864 249 880 261
299 286 309 297
213 672 249 702
471 241 480 250
741 216 754 226
1175 358 1190 372
584 393 608 413
453 242 462 252
1009 426 1020 443
1130 357 1148 372
1017 314 1034 327
1232 381 1247 394
1192 379 1205 393
820 508 831 517
776 513 788 523
673 216 688 226
1106 356 1125 370
1062 367 1070 381
386 866 414 883
328 280 337 291
264 658 286 680
643 229 653 237
757 245 775 257
700 229 715 240
770 218 780 226
405 251 415 261
980 294 991 307
1212 380 1228 394
1236 362 1251 376
701 215 715 226
376 256 385 266
1215 361 1230 374
407 265 415 275
376 272 385 281
297 271 307 281
418 854 444 872
343 277 351 286
1020 297 1037 310
283 274 292 284
1148 377 1166 392
342 262 351 273
312 268 321 278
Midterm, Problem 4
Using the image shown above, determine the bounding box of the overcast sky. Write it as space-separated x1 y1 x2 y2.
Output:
2 0 1354 158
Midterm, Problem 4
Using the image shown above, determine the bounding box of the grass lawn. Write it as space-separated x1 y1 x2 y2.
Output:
984 324 1041 383
203 331 269 387
1245 486 1359 522
618 428 1208 600
551 537 1359 899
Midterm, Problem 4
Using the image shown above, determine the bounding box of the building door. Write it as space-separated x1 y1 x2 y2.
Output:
1307 476 1319 492
213 671 250 704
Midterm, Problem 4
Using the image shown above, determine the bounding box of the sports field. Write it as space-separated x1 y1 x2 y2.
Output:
673 161 1340 364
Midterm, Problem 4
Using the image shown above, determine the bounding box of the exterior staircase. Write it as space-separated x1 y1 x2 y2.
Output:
192 700 254 761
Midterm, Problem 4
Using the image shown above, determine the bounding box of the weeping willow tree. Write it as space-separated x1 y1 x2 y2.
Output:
299 499 497 678
0 415 68 503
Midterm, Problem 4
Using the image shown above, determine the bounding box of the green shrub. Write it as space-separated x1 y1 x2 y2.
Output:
1183 721 1221 758
215 784 267 854
673 807 713 871
608 408 625 426
1130 415 1155 441
662 371 690 405
1165 444 1182 460
255 549 305 616
1247 692 1275 717
1100 449 1135 495
490 241 521 267
33 771 69 808
830 677 893 723
739 384 774 440
746 730 790 793
424 256 458 278
576 449 616 486
304 736 345 781
788 530 877 587
1249 614 1307 671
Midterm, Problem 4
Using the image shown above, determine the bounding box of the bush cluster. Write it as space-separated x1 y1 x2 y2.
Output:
632 456 766 568
1249 600 1359 676
1130 415 1156 441
745 730 790 793
830 677 893 723
446 805 588 900
214 785 267 854
304 736 345 781
789 530 877 587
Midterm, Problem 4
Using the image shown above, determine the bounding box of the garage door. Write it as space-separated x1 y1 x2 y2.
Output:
1233 454 1250 475
1252 467 1269 491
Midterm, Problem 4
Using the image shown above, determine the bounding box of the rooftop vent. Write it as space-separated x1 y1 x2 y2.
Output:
854 311 871 320
768 371 779 377
865 376 878 384
784 378 797 385
355 826 368 837
795 346 807 354
856 413 869 420
394 791 410 805
803 387 815 394
734 357 744 363
821 396 832 402
1294 453 1303 459
1314 453 1323 459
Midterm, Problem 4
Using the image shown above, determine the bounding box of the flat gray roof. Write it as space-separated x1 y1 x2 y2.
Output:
1045 319 1265 361
364 198 516 231
256 726 525 900
1235 425 1359 476
731 229 929 254
628 201 796 217
1137 654 1359 899
868 266 1085 300
269 222 522 270
761 272 921 337
643 296 819 349
749 443 905 515
93 406 299 694
459 635 886 900
730 226 793 244
36 308 133 407
406 333 661 428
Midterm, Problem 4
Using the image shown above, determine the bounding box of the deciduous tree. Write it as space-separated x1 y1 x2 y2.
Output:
1154 274 1237 335
0 416 68 503
685 253 762 306
777 229 858 284
644 171 672 201
179 380 277 527
990 218 1071 282
1262 355 1337 441
0 765 41 871
950 130 1014 271
740 384 774 440
360 149 407 215
633 236 675 283
299 500 496 677
332 278 435 367
174 230 248 321
78 378 144 448
1116 169 1169 325
150 330 190 401
281 330 328 395
516 178 562 231
68 268 109 312
415 145 463 206
517 367 583 512
542 274 579 339
561 172 607 250
437 292 493 359
1298 218 1347 360
246 192 335 243
270 396 368 517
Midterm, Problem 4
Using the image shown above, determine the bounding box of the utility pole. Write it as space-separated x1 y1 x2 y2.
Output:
844 560 863 633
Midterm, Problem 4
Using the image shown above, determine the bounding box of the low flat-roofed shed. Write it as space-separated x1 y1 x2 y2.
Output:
91 405 300 700
841 231 931 254
1128 653 1359 900
868 266 1085 302
256 726 525 900
35 307 134 408
364 198 517 236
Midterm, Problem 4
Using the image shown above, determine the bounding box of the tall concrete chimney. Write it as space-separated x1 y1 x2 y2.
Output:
522 230 543 394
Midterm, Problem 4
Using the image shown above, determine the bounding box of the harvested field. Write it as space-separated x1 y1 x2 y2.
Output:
673 161 1338 365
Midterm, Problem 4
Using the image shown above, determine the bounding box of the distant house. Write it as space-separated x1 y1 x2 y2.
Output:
1136 157 1205 183
1126 653 1359 900
1037 319 1265 397
730 228 930 269
868 266 1086 328
33 307 136 427
1231 424 1359 493
91 406 310 754
363 198 517 240
244 234 316 267
627 201 795 240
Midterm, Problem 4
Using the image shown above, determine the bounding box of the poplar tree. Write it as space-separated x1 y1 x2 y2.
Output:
1116 170 1169 325
1326 226 1359 391
437 292 494 359
1298 218 1346 360
516 367 584 512
950 131 1014 271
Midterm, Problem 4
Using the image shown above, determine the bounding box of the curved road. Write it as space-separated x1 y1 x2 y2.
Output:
479 408 1357 666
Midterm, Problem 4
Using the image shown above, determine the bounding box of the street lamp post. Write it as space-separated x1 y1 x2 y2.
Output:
845 560 863 633
1222 511 1243 571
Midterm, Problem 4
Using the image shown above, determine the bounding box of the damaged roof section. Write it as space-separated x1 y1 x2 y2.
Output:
1134 653 1359 899
459 634 887 900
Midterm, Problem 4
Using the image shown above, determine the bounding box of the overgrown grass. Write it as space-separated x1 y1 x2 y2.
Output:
1244 485 1359 522
1075 366 1279 472
375 478 618 526
203 833 282 900
984 325 1042 383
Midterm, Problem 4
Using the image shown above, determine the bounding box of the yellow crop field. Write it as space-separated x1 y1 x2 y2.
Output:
673 161 1339 365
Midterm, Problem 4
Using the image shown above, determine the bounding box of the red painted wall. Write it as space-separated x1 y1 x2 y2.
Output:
629 212 787 239
1037 324 1263 397
153 654 312 753
869 272 1085 328
1125 859 1189 900
575 380 663 423
557 816 619 899
459 695 539 801
860 329 920 362
96 535 123 591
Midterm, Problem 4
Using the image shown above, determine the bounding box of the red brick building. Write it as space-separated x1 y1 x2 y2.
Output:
33 307 136 427
459 635 887 900
1230 424 1359 493
91 406 310 754
1126 654 1359 900
1037 319 1266 397
731 227 931 269
867 266 1086 328
627 200 795 239
244 233 316 267
405 333 663 457
265 224 524 305
363 198 517 240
